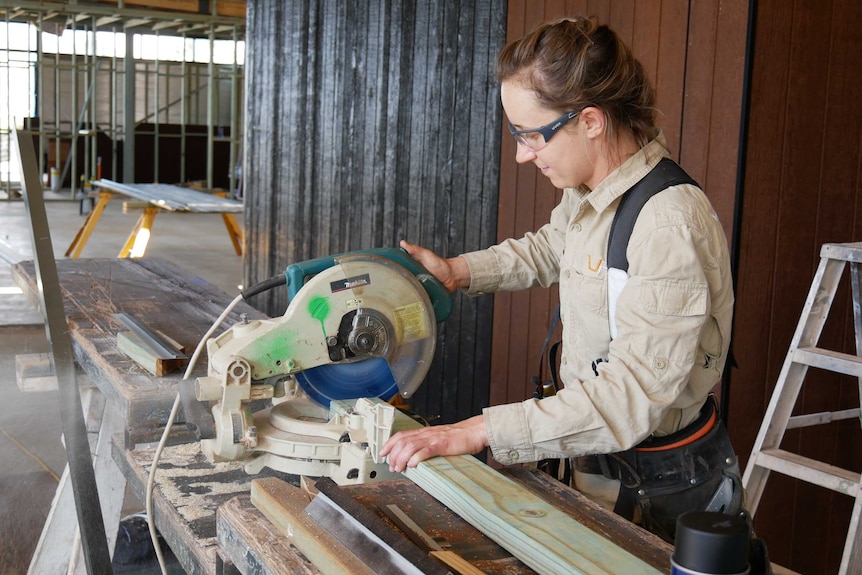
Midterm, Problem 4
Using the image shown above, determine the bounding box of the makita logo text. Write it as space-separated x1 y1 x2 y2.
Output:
331 274 371 293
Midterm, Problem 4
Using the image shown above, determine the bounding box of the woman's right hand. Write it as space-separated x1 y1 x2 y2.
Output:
399 240 470 293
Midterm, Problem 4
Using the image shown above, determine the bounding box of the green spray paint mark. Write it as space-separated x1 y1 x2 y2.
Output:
308 295 330 338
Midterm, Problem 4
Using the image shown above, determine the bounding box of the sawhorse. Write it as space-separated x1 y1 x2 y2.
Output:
65 188 244 259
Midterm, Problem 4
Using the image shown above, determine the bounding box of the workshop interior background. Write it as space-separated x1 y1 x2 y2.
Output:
1 1 861 574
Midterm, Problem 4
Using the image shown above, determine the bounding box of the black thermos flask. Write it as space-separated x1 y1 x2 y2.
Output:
672 511 751 575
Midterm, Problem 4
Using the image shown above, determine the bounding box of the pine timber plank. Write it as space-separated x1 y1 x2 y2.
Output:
404 456 663 575
502 467 673 570
249 478 375 575
218 493 321 575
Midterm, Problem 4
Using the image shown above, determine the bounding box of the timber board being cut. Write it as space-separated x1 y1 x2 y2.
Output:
405 456 664 575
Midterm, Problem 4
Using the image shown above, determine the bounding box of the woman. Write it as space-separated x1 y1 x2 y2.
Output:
380 17 741 542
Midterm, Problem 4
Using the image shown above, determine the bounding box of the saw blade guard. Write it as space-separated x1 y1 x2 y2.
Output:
289 252 438 402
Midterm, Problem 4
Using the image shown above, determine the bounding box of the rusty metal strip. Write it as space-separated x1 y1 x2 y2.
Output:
112 312 187 360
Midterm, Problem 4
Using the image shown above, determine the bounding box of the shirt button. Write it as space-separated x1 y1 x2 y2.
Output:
508 450 519 461
655 358 667 370
564 269 572 278
573 223 582 232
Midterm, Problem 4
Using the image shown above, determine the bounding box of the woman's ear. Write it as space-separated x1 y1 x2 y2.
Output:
578 106 606 139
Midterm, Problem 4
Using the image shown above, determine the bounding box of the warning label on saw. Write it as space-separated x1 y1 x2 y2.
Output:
394 302 429 341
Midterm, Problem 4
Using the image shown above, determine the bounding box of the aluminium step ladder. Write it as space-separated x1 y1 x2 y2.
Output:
742 242 862 575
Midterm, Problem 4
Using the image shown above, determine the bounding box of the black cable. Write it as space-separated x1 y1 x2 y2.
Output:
240 273 287 300
721 0 759 426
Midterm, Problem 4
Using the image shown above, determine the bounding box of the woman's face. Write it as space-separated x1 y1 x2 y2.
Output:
501 79 596 190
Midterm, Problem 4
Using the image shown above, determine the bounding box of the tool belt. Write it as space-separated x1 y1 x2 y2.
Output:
575 396 743 541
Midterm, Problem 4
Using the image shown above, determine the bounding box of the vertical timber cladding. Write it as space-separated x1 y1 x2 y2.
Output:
243 0 507 423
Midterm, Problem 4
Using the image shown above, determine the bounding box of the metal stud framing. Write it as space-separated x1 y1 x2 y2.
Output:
0 1 245 199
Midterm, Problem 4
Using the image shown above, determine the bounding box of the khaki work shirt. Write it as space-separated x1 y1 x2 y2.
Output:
462 134 734 465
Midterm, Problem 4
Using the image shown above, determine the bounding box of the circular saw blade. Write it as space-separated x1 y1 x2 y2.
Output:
296 358 398 406
291 252 438 404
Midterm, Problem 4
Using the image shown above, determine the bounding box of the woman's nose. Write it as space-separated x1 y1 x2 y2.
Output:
514 142 537 164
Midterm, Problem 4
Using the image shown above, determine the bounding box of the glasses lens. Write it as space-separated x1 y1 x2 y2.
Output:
509 111 578 151
520 131 546 150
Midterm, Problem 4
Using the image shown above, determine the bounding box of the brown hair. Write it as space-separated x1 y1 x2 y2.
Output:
496 17 656 147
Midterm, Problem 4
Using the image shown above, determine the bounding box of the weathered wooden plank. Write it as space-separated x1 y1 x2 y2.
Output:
405 456 663 575
332 477 531 574
12 257 267 443
114 437 299 575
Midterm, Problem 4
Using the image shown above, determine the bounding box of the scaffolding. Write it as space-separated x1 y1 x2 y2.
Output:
0 1 246 200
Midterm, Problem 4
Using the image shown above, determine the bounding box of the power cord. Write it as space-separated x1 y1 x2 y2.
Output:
143 272 288 574
144 293 244 575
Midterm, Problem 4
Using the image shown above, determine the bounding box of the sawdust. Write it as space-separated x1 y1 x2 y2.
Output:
132 442 257 524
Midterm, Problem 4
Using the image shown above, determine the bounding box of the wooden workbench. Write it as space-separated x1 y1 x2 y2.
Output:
114 436 309 575
13 257 674 575
12 257 267 446
213 467 674 575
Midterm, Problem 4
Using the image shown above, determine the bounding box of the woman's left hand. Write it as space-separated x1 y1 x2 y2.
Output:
379 415 489 473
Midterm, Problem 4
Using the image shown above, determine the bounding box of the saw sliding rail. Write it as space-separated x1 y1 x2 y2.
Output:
13 127 114 574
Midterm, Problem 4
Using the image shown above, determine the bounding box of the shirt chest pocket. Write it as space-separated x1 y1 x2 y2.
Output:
560 266 607 317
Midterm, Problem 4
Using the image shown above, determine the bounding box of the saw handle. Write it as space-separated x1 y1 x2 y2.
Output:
285 247 452 323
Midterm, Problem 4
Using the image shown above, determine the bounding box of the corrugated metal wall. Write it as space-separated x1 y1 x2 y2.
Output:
242 0 507 422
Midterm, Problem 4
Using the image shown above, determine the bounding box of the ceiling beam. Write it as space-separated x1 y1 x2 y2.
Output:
0 1 244 29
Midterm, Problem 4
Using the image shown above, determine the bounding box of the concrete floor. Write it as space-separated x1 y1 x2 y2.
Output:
0 191 243 574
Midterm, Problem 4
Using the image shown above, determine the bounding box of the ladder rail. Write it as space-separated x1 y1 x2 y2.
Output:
851 261 862 421
742 255 847 511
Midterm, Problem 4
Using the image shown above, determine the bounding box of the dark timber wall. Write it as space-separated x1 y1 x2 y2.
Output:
243 1 507 423
730 0 862 572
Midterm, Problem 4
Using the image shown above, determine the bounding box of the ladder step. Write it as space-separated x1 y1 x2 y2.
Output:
787 408 862 429
793 346 862 377
755 449 861 497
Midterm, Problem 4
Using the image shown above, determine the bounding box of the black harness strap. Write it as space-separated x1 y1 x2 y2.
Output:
606 157 697 273
534 157 698 396
533 158 701 505
606 158 698 521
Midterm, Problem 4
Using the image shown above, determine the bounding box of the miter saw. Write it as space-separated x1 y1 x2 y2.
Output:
191 248 451 484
